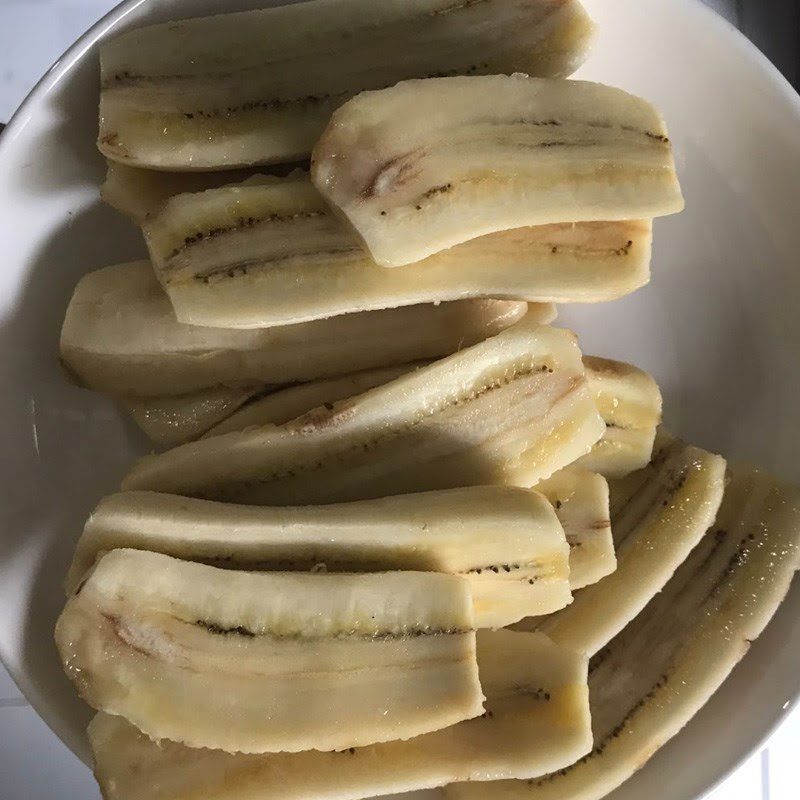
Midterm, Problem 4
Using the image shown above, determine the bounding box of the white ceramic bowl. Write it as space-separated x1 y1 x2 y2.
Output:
0 0 798 797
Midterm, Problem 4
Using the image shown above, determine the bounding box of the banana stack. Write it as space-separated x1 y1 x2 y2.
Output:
56 2 800 799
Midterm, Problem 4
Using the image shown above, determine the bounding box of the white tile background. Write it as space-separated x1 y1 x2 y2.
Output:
0 1 798 798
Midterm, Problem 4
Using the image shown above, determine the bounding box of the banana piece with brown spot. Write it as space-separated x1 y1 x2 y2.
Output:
312 75 683 266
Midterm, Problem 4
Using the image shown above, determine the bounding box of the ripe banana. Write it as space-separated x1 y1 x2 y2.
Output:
121 321 606 504
60 261 529 396
142 171 651 328
99 0 595 170
88 630 591 800
312 75 684 266
518 433 726 656
451 465 800 800
536 467 615 591
576 356 662 478
56 549 483 753
65 487 572 629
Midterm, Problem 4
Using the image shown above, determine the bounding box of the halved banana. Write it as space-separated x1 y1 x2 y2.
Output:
451 465 800 800
142 171 651 328
121 321 606 504
60 261 529 396
88 630 591 800
55 549 483 754
517 433 726 656
65 487 571 629
536 467 615 591
575 356 662 477
99 0 595 170
312 75 683 266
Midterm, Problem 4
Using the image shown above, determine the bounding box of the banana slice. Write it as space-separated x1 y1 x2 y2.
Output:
451 465 800 800
88 630 590 800
206 363 422 440
518 433 726 656
60 261 529 396
66 487 571 628
312 75 684 266
142 171 651 328
536 467 614 591
99 0 595 170
56 549 483 753
121 321 606 504
576 356 662 478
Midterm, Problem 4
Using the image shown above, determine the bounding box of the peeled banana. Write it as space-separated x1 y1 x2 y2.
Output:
121 321 606 504
60 261 529 396
312 75 684 266
518 433 726 656
206 364 421 440
452 465 800 800
99 0 595 170
142 171 652 328
66 487 571 628
576 356 662 477
536 467 615 591
56 549 483 753
88 630 591 800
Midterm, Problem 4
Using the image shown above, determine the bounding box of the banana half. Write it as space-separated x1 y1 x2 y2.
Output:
452 464 800 800
66 487 572 629
56 550 483 754
142 172 652 328
99 0 595 170
312 75 683 265
519 433 727 656
88 630 591 800
121 321 606 504
60 261 529 396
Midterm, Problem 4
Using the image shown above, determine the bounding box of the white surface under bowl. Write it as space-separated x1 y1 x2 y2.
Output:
0 0 798 797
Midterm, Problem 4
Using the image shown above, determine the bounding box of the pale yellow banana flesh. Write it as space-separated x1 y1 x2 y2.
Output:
60 260 529 396
576 355 662 478
121 321 606 504
56 550 483 754
312 76 684 266
517 433 727 656
536 467 615 591
89 631 591 800
65 487 571 629
142 172 651 328
451 465 800 800
99 0 595 170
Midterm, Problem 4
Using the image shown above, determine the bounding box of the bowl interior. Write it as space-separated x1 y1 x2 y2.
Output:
0 0 798 796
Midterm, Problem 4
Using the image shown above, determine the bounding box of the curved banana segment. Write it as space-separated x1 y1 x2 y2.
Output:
59 261 528 396
536 467 615 591
121 321 605 504
207 363 424 440
450 465 800 800
88 631 591 800
517 434 727 656
142 171 651 328
56 550 483 754
99 0 595 170
312 76 684 266
65 487 571 629
576 356 662 478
